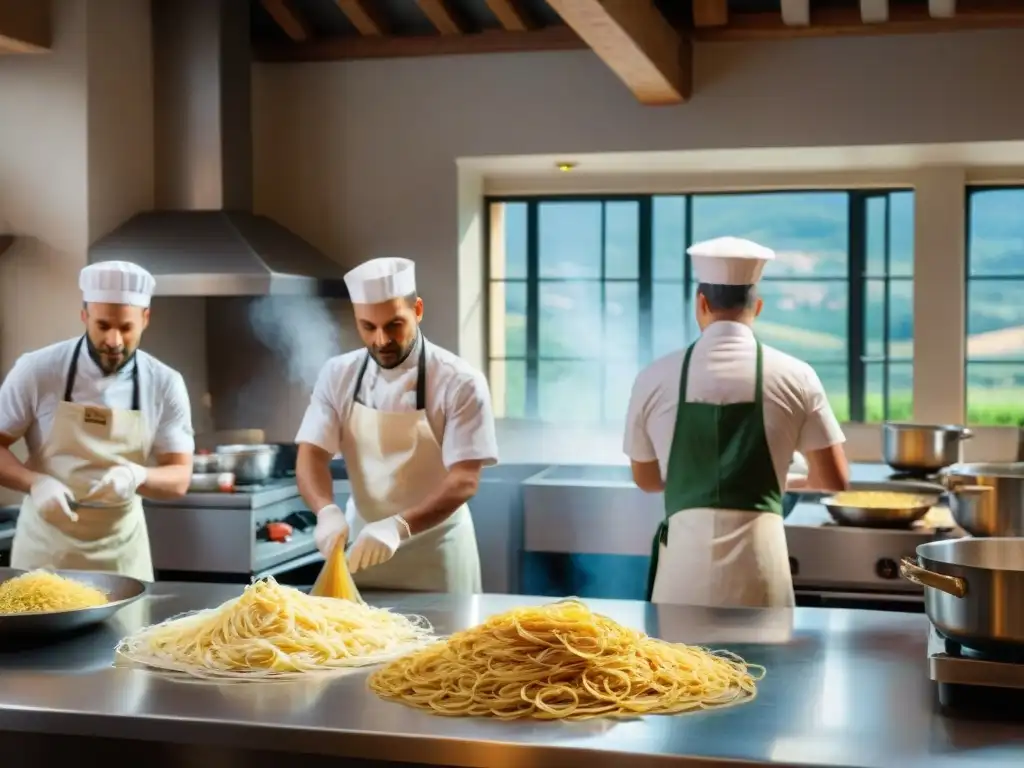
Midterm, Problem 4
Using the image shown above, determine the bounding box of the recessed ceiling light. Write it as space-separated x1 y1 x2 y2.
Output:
555 161 578 172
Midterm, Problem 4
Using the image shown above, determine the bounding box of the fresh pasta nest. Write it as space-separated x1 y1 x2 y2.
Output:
369 599 765 720
115 577 434 680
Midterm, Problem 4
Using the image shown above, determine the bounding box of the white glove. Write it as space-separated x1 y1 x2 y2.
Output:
314 503 349 558
87 462 148 502
30 476 77 523
348 515 408 573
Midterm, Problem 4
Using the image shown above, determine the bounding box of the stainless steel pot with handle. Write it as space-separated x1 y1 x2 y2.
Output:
942 462 1024 537
882 422 972 474
899 537 1024 653
215 444 278 484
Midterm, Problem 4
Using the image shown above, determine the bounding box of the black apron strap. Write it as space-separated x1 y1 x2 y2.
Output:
63 336 85 402
353 335 428 411
65 335 141 411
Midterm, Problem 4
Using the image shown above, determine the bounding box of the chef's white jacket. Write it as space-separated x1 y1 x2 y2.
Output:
0 337 195 458
296 336 499 470
624 321 846 488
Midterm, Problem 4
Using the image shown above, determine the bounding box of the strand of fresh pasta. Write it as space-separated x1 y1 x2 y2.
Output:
368 599 765 720
115 578 434 680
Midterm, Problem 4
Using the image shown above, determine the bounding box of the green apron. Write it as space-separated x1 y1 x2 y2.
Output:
645 338 783 601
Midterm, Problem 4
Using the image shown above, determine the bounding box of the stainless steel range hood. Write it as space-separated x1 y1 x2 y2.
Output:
88 0 348 298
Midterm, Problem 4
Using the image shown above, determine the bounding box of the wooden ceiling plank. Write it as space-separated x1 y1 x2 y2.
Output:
692 0 728 28
780 0 810 26
0 0 51 54
336 0 390 36
695 1 1024 40
417 0 467 35
546 0 690 106
928 0 957 18
261 0 311 42
860 0 890 24
254 26 587 61
485 0 535 31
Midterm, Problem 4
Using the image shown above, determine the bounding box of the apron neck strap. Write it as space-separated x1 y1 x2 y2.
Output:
353 334 428 411
679 336 764 406
65 335 141 411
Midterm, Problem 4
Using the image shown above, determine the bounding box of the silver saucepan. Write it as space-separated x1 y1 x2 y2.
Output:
900 537 1024 653
942 462 1024 537
882 422 972 474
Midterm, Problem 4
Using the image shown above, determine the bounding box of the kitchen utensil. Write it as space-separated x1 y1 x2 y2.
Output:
942 462 1024 537
900 537 1024 652
215 444 279 485
882 422 972 474
188 472 235 493
821 491 939 528
0 568 147 636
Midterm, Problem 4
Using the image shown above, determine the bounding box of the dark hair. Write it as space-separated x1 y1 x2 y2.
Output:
697 283 757 312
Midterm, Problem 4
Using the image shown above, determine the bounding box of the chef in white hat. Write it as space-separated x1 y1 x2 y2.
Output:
623 237 849 608
0 261 194 581
296 257 498 593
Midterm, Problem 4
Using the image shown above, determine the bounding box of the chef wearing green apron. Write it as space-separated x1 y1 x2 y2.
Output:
623 237 848 608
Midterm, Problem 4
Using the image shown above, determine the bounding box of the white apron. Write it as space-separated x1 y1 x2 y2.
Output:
647 338 794 609
11 336 154 581
341 339 481 593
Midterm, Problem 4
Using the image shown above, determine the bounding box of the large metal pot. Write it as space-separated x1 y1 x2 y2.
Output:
882 422 972 474
942 462 1024 537
215 444 278 485
900 538 1024 652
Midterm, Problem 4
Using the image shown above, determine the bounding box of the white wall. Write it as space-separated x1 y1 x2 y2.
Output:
251 31 1024 462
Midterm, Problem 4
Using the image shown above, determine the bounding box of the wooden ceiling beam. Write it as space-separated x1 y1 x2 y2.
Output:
336 0 390 36
929 0 957 17
485 0 535 31
546 0 690 106
261 0 311 42
780 0 810 26
692 0 728 28
417 0 467 35
695 1 1024 40
254 26 587 62
0 0 50 54
860 0 889 24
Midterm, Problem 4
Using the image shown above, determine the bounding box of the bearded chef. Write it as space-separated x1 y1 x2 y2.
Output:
296 257 498 593
623 237 850 608
0 262 194 581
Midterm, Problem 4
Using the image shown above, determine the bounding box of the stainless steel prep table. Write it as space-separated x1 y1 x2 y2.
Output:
0 585 1019 768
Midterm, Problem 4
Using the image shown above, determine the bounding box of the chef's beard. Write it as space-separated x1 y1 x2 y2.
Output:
369 332 419 370
86 335 137 376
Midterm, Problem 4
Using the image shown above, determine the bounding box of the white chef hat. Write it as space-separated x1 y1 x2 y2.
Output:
688 236 775 286
344 257 416 304
80 261 156 308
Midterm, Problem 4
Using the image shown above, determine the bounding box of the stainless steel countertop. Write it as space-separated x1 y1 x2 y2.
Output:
0 585 1019 767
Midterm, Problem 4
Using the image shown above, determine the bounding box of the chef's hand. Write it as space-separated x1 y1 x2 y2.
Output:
30 476 78 522
348 515 410 573
87 462 148 502
314 503 349 558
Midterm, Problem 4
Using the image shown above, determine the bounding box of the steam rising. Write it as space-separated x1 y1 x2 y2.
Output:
248 296 343 389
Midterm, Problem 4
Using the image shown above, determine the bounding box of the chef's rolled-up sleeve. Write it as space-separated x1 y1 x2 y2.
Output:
623 376 657 463
797 365 846 453
441 371 498 469
295 358 343 454
151 371 195 455
0 355 37 441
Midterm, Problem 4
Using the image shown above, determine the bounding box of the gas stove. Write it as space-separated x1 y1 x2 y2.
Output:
929 628 1024 716
784 499 962 611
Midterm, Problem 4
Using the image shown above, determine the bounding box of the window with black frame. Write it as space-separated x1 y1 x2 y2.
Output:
965 187 1024 427
485 190 915 425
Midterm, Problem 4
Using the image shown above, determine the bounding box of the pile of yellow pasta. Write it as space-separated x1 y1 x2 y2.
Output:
369 599 765 720
830 491 934 509
115 578 434 680
0 570 108 614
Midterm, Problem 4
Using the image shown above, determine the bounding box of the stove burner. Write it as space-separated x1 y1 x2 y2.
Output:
943 635 1024 665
